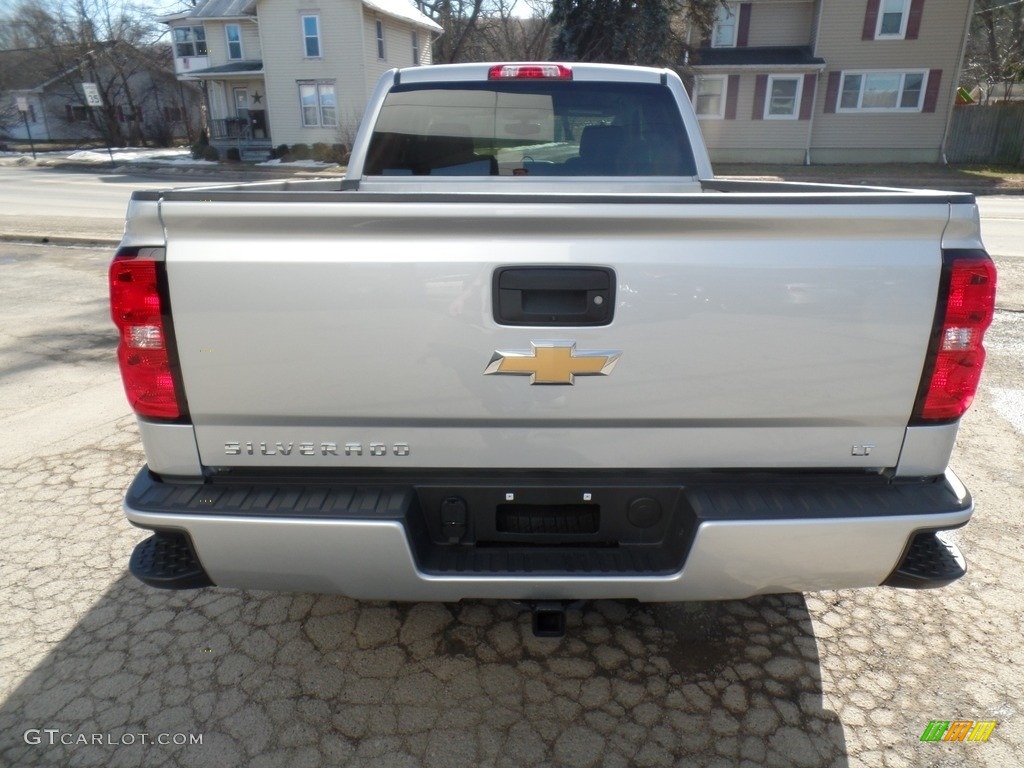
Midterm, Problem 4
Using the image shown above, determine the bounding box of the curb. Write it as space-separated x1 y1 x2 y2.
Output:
0 232 121 248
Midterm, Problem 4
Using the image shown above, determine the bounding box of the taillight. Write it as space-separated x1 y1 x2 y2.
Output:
110 250 185 419
912 250 997 423
488 64 572 80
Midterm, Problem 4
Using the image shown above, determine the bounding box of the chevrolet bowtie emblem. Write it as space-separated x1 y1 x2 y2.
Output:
484 341 621 385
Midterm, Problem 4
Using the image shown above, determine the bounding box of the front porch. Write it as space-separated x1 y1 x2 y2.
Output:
209 117 273 161
187 63 273 161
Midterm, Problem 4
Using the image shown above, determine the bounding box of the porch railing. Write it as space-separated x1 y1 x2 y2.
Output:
209 117 251 140
208 117 272 157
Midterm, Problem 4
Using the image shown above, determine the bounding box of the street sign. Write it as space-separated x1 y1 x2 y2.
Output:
15 96 36 158
82 83 103 107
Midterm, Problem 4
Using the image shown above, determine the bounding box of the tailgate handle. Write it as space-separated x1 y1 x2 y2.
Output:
493 267 615 326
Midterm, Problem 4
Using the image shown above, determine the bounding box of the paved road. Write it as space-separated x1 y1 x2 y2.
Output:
0 167 180 244
0 164 1021 254
0 171 1022 767
976 198 1024 313
0 166 248 244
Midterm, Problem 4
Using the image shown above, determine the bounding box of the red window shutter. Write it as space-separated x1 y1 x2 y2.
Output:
824 71 841 113
906 0 925 39
922 69 942 112
725 74 740 119
862 0 880 40
799 74 817 120
737 4 752 48
752 74 767 120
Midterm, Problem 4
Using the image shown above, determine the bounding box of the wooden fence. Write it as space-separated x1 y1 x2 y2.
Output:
947 103 1024 164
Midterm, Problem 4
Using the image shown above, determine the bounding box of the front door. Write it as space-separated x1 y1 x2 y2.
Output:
230 87 250 139
233 87 249 119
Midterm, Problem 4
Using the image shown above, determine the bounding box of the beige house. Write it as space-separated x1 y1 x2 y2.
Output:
688 0 974 163
160 0 441 158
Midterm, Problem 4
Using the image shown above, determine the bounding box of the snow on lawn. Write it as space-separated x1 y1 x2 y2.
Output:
63 148 334 167
2 146 338 168
257 158 334 167
65 147 216 165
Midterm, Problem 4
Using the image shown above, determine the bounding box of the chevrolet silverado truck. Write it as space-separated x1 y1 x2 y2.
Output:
111 63 996 635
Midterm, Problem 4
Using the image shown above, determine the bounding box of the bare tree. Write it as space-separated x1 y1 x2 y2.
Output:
0 0 187 145
475 0 555 61
964 0 1024 103
418 0 488 63
551 0 723 67
412 0 724 68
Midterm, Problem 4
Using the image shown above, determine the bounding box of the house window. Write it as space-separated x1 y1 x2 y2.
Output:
173 26 208 57
29 104 37 122
711 4 737 48
765 75 802 119
876 0 910 39
376 20 386 59
411 31 419 64
116 106 144 123
302 15 321 57
839 71 926 111
226 24 243 60
695 76 727 118
164 106 184 122
298 81 336 127
65 104 88 122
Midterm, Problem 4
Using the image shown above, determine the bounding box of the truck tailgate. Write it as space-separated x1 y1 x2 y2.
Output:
158 193 950 471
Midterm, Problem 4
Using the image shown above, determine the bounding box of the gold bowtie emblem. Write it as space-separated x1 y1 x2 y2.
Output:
484 341 621 385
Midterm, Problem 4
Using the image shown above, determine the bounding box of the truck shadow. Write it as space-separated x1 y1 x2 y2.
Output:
0 579 847 767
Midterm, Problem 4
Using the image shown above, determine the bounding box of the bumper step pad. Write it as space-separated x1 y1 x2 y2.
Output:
130 532 214 590
884 531 967 589
125 469 972 585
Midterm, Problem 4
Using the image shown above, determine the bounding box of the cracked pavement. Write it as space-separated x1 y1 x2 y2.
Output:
1 240 1022 767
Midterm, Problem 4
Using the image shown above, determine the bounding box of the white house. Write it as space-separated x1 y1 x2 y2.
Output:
160 0 441 158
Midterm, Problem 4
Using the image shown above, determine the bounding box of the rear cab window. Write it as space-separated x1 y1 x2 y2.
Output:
364 81 698 177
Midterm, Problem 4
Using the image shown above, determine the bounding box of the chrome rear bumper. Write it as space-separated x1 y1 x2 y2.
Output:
124 468 972 601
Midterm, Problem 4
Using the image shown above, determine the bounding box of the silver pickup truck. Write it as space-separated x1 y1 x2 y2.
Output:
112 62 996 635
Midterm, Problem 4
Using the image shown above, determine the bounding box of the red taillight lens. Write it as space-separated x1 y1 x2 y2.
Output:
914 252 997 422
110 252 182 419
488 64 572 80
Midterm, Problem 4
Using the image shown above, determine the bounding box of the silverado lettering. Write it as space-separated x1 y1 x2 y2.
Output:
224 441 410 457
